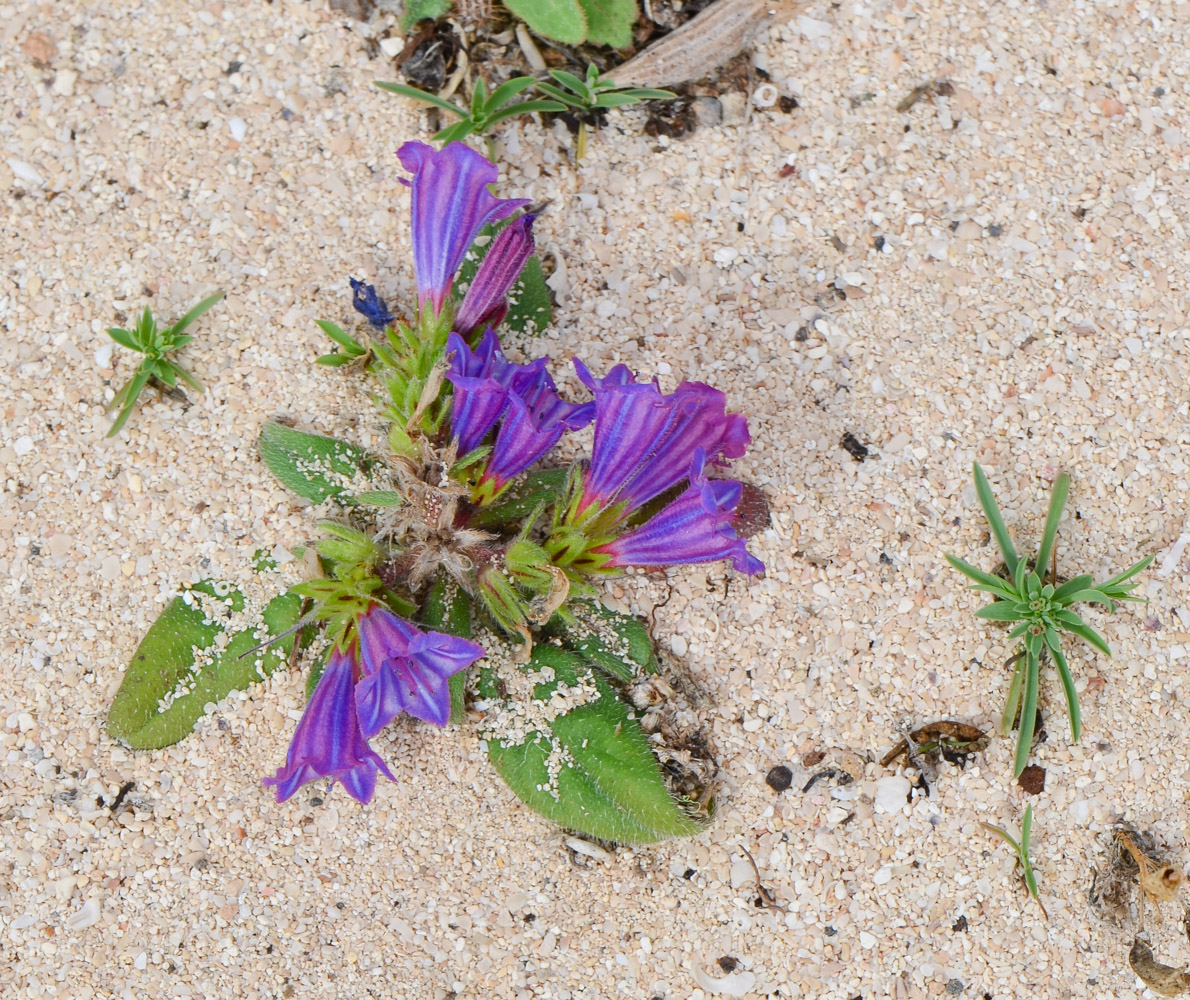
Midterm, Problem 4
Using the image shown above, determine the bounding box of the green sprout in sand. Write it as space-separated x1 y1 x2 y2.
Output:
982 805 1047 918
947 463 1151 776
105 292 223 437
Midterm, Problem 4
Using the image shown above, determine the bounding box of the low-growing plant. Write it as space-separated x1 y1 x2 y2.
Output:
535 65 674 159
376 76 566 145
104 292 224 437
981 804 1047 918
947 463 1151 776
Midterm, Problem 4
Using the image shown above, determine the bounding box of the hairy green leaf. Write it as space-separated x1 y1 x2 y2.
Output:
543 599 657 682
480 644 705 843
576 0 638 47
259 421 374 504
108 583 303 749
505 0 588 45
400 0 450 30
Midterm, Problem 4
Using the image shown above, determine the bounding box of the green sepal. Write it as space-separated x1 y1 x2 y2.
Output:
542 599 657 683
108 583 304 749
480 644 707 843
259 421 375 504
469 468 568 528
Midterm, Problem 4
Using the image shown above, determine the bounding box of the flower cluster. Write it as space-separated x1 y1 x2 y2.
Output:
269 140 764 806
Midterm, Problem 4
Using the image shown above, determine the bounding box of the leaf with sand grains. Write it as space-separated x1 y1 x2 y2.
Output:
108 582 304 749
1130 937 1190 996
476 642 708 843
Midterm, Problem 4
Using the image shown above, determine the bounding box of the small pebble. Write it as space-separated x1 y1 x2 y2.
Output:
765 765 792 792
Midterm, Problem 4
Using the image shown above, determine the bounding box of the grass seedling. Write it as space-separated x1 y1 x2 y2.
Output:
375 76 566 146
947 463 1152 775
533 65 675 160
105 292 224 437
981 805 1047 919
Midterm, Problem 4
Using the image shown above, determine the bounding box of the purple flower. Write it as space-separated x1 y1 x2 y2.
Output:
349 277 395 330
454 214 536 340
264 606 484 805
447 331 594 496
353 604 484 735
264 649 396 805
593 452 764 575
398 141 529 315
573 359 750 514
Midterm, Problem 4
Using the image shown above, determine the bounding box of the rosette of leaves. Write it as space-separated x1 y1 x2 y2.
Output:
947 463 1152 776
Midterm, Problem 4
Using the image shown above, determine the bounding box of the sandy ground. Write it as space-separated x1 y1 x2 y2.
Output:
4 0 1190 997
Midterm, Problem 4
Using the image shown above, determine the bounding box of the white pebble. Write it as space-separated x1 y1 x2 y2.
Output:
13 436 35 457
378 36 403 58
228 117 247 141
751 83 779 108
859 931 878 949
65 900 101 931
874 776 911 813
669 635 688 657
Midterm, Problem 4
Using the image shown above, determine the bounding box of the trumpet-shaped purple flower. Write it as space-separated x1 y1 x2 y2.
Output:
264 605 484 805
454 214 536 340
349 278 395 330
573 359 750 514
264 649 396 805
593 452 764 576
354 603 484 735
447 331 594 497
398 141 529 315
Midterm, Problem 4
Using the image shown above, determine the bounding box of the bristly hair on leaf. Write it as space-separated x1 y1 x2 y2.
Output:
949 462 1152 776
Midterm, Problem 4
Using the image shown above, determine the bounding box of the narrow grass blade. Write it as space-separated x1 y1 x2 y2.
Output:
1099 554 1154 592
169 363 203 393
1000 652 1026 737
1054 610 1112 655
1013 645 1040 776
315 320 365 355
979 822 1021 854
1050 642 1081 742
107 327 140 352
973 463 1019 574
375 81 466 117
1033 472 1069 575
945 554 1017 597
486 76 537 110
168 292 224 335
106 370 152 437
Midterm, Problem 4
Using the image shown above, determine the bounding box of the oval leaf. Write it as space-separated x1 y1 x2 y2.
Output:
504 0 588 45
259 421 375 504
542 598 657 682
108 583 304 749
479 644 706 843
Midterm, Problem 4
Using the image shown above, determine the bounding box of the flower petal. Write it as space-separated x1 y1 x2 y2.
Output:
264 650 395 804
454 214 536 339
398 141 529 313
595 452 764 575
349 278 395 330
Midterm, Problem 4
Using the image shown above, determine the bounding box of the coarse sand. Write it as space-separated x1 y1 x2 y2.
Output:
3 0 1190 997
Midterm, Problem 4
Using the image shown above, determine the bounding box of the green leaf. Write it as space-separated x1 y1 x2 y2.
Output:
258 421 374 504
316 320 365 356
108 583 303 749
484 76 538 111
1050 642 1081 742
169 362 203 393
534 82 585 108
375 80 467 117
106 369 153 438
1034 472 1069 577
1050 574 1095 605
542 599 657 682
1098 553 1154 592
592 91 648 108
432 119 478 145
315 353 360 367
1013 645 1040 777
1000 652 1026 738
973 463 1019 575
576 0 638 47
167 292 224 336
505 0 588 45
483 100 568 127
481 645 706 842
469 468 568 528
1055 611 1112 656
107 327 140 352
549 69 589 97
1061 589 1116 610
975 601 1027 622
399 0 450 31
420 577 474 725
